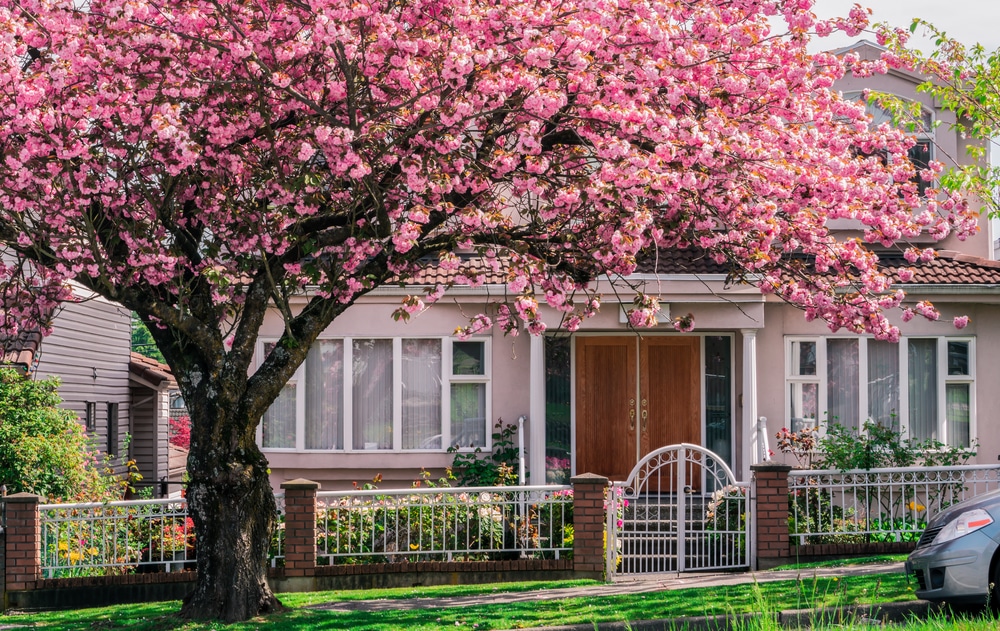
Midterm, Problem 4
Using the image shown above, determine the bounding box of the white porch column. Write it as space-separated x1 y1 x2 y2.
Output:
740 328 759 481
529 334 546 485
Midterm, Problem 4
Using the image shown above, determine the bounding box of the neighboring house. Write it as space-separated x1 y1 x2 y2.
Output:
30 288 133 466
256 41 1000 490
129 351 186 494
1 285 177 495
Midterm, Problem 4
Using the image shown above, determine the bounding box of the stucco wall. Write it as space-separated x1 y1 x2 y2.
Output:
759 297 1000 467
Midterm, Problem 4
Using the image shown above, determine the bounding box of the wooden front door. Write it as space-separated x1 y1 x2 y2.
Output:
576 336 701 481
576 337 637 482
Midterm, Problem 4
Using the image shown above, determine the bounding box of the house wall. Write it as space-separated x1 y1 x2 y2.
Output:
33 293 132 464
831 55 993 259
260 297 533 490
757 297 1000 467
129 386 170 491
260 284 765 489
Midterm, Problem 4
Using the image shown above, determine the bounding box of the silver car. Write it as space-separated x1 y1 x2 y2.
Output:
906 488 1000 605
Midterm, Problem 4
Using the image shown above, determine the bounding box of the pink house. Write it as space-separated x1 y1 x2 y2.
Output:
257 42 1000 490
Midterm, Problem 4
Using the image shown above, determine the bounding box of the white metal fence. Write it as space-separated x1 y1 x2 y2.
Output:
788 464 1000 545
39 494 287 578
315 485 573 563
40 498 193 578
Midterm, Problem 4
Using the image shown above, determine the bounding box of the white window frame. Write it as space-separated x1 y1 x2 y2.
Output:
256 336 492 453
783 335 976 446
447 338 492 451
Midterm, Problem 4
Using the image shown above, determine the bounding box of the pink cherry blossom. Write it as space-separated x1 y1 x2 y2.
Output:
0 0 979 618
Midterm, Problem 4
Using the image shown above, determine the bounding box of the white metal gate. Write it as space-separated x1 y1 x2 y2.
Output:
608 444 750 575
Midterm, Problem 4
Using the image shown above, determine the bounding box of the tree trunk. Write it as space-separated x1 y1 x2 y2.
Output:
180 406 283 621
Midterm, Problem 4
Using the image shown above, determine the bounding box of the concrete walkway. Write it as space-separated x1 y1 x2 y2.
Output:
310 560 908 613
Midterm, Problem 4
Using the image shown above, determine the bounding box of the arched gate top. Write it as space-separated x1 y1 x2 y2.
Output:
620 443 740 489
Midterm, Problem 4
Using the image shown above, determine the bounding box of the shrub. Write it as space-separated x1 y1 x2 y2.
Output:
0 369 96 498
448 418 521 486
169 415 191 449
819 419 976 471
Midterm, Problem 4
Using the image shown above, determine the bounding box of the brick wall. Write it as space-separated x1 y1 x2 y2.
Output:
570 473 608 578
751 463 792 570
4 493 40 592
280 479 320 578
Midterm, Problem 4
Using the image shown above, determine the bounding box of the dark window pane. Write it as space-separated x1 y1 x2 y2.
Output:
453 341 485 375
947 341 969 376
545 337 571 483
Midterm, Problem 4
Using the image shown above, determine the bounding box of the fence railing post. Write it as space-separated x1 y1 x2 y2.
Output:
570 473 609 579
751 463 792 570
280 479 319 578
5 493 41 592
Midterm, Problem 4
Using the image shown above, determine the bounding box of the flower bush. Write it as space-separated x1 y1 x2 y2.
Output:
168 416 191 450
315 473 572 564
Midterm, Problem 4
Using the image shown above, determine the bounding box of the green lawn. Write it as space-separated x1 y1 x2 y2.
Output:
768 554 909 571
1 573 922 631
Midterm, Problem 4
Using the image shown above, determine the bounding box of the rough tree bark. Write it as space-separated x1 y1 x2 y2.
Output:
179 393 284 621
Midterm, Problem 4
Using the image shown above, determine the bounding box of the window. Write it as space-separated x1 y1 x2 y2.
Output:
85 401 96 431
259 337 489 452
843 91 935 196
107 402 119 456
785 337 974 446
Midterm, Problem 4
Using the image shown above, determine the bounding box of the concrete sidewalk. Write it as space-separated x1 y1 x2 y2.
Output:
310 560 908 614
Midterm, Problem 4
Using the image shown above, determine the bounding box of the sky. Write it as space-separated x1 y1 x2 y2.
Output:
811 0 1000 51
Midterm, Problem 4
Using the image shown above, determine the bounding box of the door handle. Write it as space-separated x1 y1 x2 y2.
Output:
641 398 648 433
628 398 636 431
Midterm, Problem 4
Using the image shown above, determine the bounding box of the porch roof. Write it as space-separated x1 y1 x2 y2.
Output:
129 352 176 390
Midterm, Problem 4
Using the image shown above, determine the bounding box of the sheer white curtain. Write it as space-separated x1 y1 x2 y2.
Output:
401 339 442 449
305 340 343 449
867 340 900 429
353 339 393 449
946 384 970 447
827 339 859 429
788 340 818 431
908 339 938 441
263 383 296 449
946 341 971 447
450 383 486 447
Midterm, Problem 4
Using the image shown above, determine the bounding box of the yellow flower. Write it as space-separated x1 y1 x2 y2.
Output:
87 547 99 556
57 541 69 552
68 551 83 563
908 501 926 512
409 544 419 550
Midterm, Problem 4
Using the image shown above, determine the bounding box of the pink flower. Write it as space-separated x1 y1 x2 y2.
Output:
953 315 970 329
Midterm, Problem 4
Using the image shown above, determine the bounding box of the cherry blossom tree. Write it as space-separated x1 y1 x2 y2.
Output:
879 20 1000 218
0 0 977 621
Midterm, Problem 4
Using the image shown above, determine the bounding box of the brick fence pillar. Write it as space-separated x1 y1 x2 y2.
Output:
751 463 792 570
280 479 320 577
571 473 609 579
5 493 41 592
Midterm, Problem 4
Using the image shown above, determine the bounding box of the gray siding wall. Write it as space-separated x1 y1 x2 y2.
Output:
33 295 132 464
130 385 157 484
129 387 170 491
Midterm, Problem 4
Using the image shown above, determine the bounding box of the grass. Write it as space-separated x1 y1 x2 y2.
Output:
768 554 909 571
2 573 917 631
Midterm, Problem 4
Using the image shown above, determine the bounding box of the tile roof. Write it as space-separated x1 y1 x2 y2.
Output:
0 328 41 374
632 248 733 275
398 248 1000 289
405 257 507 286
129 352 176 388
879 250 1000 285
